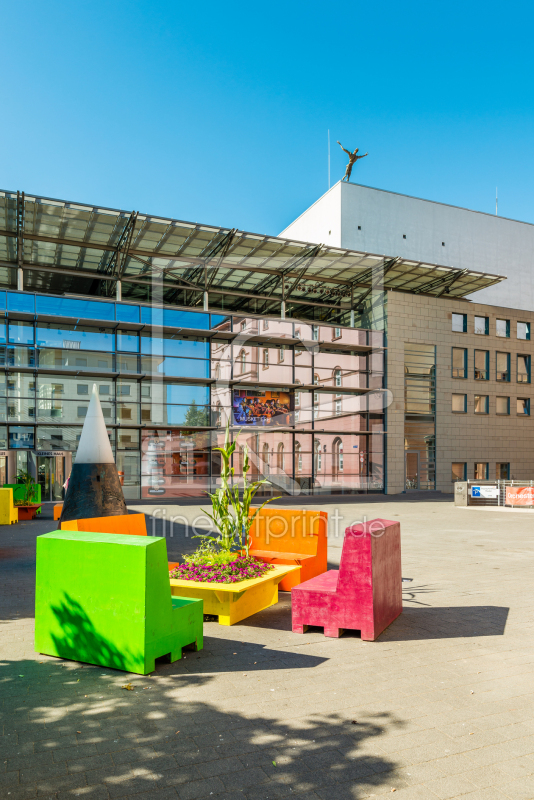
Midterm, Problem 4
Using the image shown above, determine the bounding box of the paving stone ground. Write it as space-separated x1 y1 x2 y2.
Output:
2 496 534 799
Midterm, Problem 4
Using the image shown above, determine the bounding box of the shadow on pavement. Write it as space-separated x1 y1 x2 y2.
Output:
1 655 404 798
383 605 509 641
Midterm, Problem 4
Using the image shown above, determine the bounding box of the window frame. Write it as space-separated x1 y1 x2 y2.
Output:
517 397 531 416
451 347 467 379
451 393 467 413
496 396 510 415
496 318 510 338
474 395 489 414
496 352 510 382
517 354 531 384
497 462 510 479
474 315 489 335
474 462 489 480
517 321 531 341
451 462 466 482
452 313 467 333
474 349 489 381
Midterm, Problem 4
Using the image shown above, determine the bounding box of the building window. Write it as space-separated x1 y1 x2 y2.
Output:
474 395 489 414
238 445 245 474
262 443 270 475
277 442 285 471
335 398 342 415
474 316 489 335
77 406 88 418
263 349 269 368
452 393 467 412
241 320 246 331
474 350 489 380
497 463 510 479
496 318 510 338
141 384 151 398
278 346 285 363
295 381 301 407
312 325 319 341
496 352 510 382
474 463 489 480
517 355 531 383
314 439 322 473
517 322 531 340
295 441 302 472
333 327 341 340
452 462 466 481
496 396 510 415
239 349 246 373
517 398 530 416
118 385 131 396
77 384 89 395
334 368 342 388
313 373 319 385
452 313 467 333
99 386 110 396
263 319 269 330
141 408 151 421
452 347 467 378
333 437 343 476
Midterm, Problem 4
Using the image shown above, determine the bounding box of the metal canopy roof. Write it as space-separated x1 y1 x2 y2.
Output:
0 190 505 310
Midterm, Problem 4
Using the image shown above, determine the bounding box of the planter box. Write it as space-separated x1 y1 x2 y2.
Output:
170 564 300 626
17 504 42 521
4 484 41 514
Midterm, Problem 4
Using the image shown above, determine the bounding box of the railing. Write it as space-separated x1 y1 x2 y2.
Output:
464 479 534 508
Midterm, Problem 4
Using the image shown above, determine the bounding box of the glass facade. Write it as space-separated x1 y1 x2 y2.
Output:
0 291 386 499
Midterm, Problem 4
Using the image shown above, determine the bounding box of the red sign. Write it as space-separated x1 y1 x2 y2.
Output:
506 487 534 506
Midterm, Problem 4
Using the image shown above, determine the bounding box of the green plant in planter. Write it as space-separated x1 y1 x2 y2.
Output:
183 540 235 566
198 422 280 557
16 470 35 506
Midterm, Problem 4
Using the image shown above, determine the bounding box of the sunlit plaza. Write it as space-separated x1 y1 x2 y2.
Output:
3 498 534 799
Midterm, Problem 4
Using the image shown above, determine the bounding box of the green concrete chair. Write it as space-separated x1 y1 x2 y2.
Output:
35 530 203 674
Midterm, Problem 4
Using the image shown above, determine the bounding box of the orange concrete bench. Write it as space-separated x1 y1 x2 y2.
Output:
53 504 63 520
248 507 328 591
60 513 178 573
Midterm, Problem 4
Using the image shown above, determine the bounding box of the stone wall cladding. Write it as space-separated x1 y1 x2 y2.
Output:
386 291 534 494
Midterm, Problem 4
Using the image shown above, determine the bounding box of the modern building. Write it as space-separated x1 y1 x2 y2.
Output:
280 181 534 312
0 187 529 502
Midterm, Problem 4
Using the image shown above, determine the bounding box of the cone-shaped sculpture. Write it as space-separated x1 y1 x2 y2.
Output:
60 385 127 523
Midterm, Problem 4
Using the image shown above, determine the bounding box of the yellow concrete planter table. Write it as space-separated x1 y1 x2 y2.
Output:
169 564 300 625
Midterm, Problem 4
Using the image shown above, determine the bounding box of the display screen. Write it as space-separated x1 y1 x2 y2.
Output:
232 389 292 426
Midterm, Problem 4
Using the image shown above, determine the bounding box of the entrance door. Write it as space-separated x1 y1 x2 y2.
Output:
37 456 65 501
405 451 419 490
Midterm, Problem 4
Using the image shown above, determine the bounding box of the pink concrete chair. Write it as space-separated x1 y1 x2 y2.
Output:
291 518 402 640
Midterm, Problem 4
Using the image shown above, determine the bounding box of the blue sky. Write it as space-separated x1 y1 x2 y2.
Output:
2 1 533 234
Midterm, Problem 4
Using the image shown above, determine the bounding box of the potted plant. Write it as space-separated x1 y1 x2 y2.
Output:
14 470 42 520
170 423 280 584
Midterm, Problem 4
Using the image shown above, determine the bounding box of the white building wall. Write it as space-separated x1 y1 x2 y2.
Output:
281 181 534 313
279 183 342 247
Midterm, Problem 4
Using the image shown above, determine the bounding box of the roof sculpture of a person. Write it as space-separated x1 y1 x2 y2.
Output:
337 141 368 182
